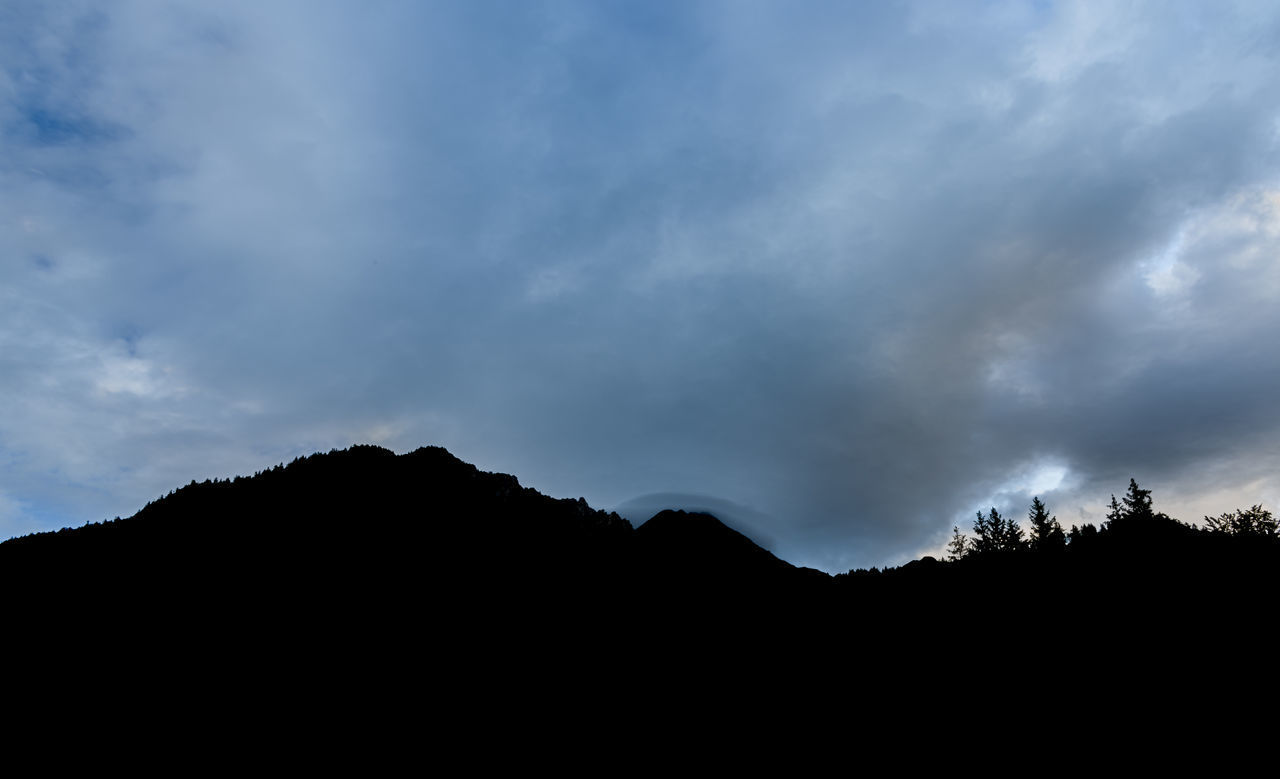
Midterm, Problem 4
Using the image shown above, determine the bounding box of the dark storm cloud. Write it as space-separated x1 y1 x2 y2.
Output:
3 1 1280 571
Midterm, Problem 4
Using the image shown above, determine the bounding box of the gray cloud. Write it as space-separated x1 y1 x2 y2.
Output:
4 1 1280 571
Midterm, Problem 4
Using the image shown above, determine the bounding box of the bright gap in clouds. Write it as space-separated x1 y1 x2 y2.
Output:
976 460 1070 521
1141 228 1197 299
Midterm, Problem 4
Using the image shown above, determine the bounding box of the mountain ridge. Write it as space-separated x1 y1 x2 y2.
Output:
6 442 1280 639
0 444 818 603
6 442 1280 727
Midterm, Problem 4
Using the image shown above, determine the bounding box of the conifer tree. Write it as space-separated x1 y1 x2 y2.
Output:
946 525 971 561
1121 478 1155 521
1028 496 1065 552
971 507 1027 554
972 510 995 555
1104 494 1124 528
1068 523 1098 545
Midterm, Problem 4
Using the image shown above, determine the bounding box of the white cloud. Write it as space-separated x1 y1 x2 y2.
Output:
1024 1 1140 83
1142 228 1199 298
94 351 184 400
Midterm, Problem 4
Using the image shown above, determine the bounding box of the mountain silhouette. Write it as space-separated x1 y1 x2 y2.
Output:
6 442 1280 728
639 510 790 571
6 444 1279 627
635 509 829 591
0 445 826 629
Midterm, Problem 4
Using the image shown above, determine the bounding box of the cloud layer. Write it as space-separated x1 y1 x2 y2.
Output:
4 1 1280 570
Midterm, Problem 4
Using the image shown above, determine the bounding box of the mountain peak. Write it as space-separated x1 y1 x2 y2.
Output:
636 509 798 581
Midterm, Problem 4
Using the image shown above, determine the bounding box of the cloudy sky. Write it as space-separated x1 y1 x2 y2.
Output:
3 1 1280 572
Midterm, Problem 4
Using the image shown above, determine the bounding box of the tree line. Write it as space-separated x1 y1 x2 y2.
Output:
945 477 1278 562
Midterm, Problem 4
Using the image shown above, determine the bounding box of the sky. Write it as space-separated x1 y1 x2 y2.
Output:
3 1 1280 572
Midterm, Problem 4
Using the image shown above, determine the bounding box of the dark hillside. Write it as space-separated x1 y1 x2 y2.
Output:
5 446 1280 689
0 445 638 603
637 510 816 580
7 447 1280 644
0 445 832 636
6 444 1280 743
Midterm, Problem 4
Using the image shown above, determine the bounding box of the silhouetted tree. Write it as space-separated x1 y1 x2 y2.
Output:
972 511 993 554
971 507 1027 554
1104 494 1124 527
1027 497 1065 552
1067 523 1098 545
1103 478 1161 528
1121 478 1155 521
946 525 971 561
1203 505 1278 537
